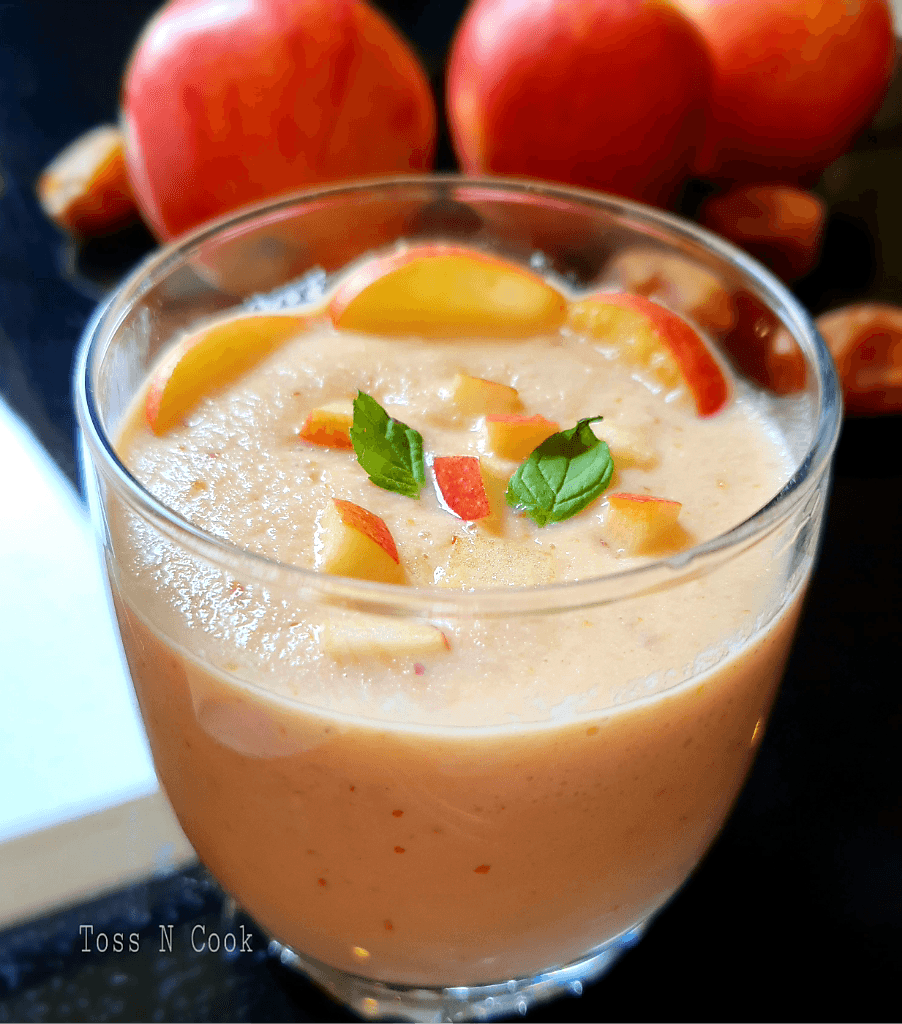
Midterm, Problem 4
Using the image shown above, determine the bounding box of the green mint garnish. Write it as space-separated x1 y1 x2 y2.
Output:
350 391 426 499
506 417 614 526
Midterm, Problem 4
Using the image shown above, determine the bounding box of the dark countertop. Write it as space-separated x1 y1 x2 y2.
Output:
1 3 900 1021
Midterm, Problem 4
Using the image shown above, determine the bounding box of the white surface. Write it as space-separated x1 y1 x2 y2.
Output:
0 398 158 843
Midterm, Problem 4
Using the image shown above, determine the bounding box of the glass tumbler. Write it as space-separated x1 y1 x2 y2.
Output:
75 177 841 1022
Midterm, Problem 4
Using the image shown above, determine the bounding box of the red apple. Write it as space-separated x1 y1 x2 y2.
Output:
316 498 405 585
329 245 567 338
671 0 896 184
122 0 436 239
567 292 730 416
446 0 710 208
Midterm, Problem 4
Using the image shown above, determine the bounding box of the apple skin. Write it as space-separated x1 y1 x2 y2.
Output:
433 456 492 522
329 244 567 338
568 292 730 417
299 401 354 449
484 414 559 462
446 0 710 209
145 313 314 435
317 498 405 585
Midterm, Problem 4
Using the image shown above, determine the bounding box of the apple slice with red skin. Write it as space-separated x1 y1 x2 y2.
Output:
433 456 491 521
568 292 730 416
317 498 405 585
484 413 559 461
329 245 567 338
605 492 685 554
299 400 354 449
146 312 314 435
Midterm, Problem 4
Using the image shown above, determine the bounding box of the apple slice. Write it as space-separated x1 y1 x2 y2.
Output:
567 292 729 416
322 614 450 661
299 400 354 449
439 534 555 588
146 313 312 435
450 373 523 415
484 413 559 461
601 423 658 470
608 247 735 332
433 456 491 521
329 245 567 338
37 124 138 237
605 492 685 555
316 499 405 585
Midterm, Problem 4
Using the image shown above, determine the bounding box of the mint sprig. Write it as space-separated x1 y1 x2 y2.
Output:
506 417 614 526
350 391 426 499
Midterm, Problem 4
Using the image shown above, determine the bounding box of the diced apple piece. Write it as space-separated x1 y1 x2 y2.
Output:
329 246 567 338
567 292 729 417
146 313 312 435
450 373 524 415
299 401 354 449
475 458 509 536
433 456 491 521
608 247 735 332
485 413 559 461
37 125 139 237
602 423 658 470
605 492 684 555
316 499 405 585
439 534 555 588
322 614 450 661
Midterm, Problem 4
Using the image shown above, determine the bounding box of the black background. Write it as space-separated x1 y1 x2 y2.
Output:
0 2 900 1021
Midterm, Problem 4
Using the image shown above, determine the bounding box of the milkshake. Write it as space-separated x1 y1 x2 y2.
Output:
76 178 840 1020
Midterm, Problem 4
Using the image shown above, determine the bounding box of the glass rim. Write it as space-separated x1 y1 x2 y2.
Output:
74 173 843 619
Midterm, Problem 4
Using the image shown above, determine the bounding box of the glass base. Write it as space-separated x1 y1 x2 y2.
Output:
268 923 646 1022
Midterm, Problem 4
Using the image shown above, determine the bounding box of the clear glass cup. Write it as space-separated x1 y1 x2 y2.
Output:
75 177 841 1022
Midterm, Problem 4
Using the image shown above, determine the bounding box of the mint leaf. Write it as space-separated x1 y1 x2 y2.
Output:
506 417 614 526
350 391 426 499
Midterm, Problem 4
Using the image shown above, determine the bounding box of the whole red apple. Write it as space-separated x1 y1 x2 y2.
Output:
446 0 710 208
671 0 896 184
122 0 436 239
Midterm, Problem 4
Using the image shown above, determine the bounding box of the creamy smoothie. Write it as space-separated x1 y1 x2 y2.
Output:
106 245 810 987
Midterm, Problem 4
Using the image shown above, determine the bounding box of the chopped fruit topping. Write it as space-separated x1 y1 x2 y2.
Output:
474 458 509 536
322 614 450 660
815 303 902 416
37 125 139 237
433 456 491 521
316 499 405 585
608 247 735 332
450 373 524 415
506 417 614 527
439 534 555 588
485 413 559 461
145 313 311 435
300 401 354 449
329 246 567 338
605 492 685 555
567 292 730 417
601 423 658 470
